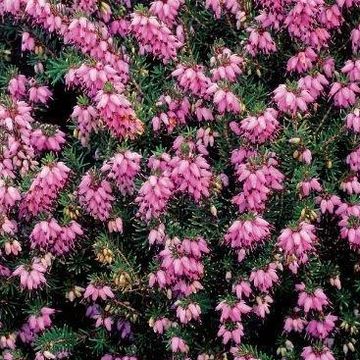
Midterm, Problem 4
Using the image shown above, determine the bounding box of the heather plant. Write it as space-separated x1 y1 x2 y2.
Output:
0 0 360 360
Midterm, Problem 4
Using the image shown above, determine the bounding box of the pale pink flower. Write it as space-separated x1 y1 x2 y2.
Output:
151 317 171 334
340 175 360 194
101 150 141 195
210 47 244 82
253 295 273 318
224 214 271 258
249 263 279 293
301 346 335 360
21 32 35 52
28 85 52 105
306 314 337 339
170 337 189 353
273 83 314 115
342 59 360 82
346 107 360 133
316 194 342 214
246 28 277 56
287 48 317 73
176 301 201 323
107 217 123 233
172 64 212 97
78 172 115 221
297 287 329 313
230 108 279 144
284 315 307 333
130 12 182 63
216 300 252 322
329 81 360 108
83 284 114 301
217 322 244 344
298 178 322 198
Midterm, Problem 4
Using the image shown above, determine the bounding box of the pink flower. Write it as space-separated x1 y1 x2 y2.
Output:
253 295 273 318
341 59 360 82
107 217 123 233
66 63 125 97
207 83 244 114
210 47 244 82
277 222 317 269
346 107 360 133
196 127 218 155
246 28 277 56
135 175 174 221
319 4 343 29
8 74 28 99
231 150 284 213
13 258 48 290
351 24 360 54
316 194 342 214
149 237 209 296
340 175 360 194
71 103 98 146
329 81 360 108
31 126 66 153
169 152 212 202
330 275 341 289
20 162 70 218
205 0 245 28
28 85 52 105
21 32 35 52
172 64 212 97
297 287 329 313
130 12 182 63
298 73 329 100
78 172 115 221
101 150 141 195
149 0 183 27
151 317 171 334
298 178 322 198
0 179 21 211
72 0 98 13
230 108 279 144
176 301 202 323
0 333 16 350
232 281 252 300
83 284 114 301
94 315 114 331
152 94 190 133
148 223 166 245
322 57 335 78
273 83 314 115
339 211 360 250
30 218 83 255
4 239 22 256
216 300 252 322
301 346 335 360
224 214 271 259
346 147 360 171
95 88 144 140
217 322 244 344
170 337 189 353
298 148 312 164
249 263 279 292
306 314 338 339
284 315 307 333
287 48 317 73
28 307 55 332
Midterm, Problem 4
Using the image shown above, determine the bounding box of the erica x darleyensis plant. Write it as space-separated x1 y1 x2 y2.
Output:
1 0 360 359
